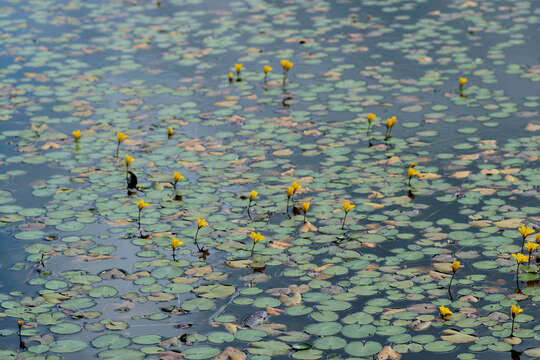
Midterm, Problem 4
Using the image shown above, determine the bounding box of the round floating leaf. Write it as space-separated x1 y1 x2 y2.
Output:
92 334 131 349
182 346 220 359
344 341 382 357
49 340 88 353
50 322 82 335
132 335 161 345
305 322 342 336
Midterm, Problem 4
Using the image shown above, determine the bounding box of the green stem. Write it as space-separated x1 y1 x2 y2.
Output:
247 200 252 219
286 197 290 214
511 318 515 337
341 212 348 230
172 249 176 261
303 212 307 223
521 237 525 253
250 242 256 257
194 227 201 250
115 142 120 158
448 273 454 300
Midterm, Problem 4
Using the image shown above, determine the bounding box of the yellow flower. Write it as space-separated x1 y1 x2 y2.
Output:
235 63 242 74
117 132 128 143
250 232 264 243
287 186 294 198
228 72 234 81
136 199 149 210
512 253 528 264
511 305 523 318
410 162 417 168
292 181 301 193
125 155 134 166
249 190 258 201
452 260 460 273
439 305 452 318
408 167 416 179
281 59 294 71
525 241 538 253
537 233 540 244
197 217 208 229
518 225 535 239
386 116 396 128
417 173 423 179
344 201 355 213
171 237 183 250
17 320 24 326
173 171 184 182
264 65 272 74
459 77 468 86
72 130 81 140
367 113 376 123
302 202 310 213
168 127 173 136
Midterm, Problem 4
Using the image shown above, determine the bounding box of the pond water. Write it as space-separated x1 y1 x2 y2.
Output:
0 0 539 359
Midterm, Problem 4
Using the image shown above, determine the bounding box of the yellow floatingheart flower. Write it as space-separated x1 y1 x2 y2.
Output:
439 305 452 318
171 237 183 250
292 181 301 193
72 130 81 140
197 217 208 229
408 167 416 179
173 171 184 183
510 304 523 318
367 113 376 123
235 63 242 74
228 72 234 81
17 320 24 327
344 201 355 213
168 127 173 136
281 59 294 70
410 162 417 168
459 77 468 86
125 155 134 167
512 253 528 264
302 202 310 213
250 232 264 243
386 116 396 129
117 132 128 143
136 199 149 210
525 241 538 253
264 65 272 74
452 260 460 273
518 225 535 239
287 186 294 198
249 190 258 201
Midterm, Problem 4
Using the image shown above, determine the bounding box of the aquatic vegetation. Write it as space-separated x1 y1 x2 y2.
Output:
124 154 134 169
366 113 376 133
510 305 523 337
135 199 149 235
518 225 535 252
247 190 258 219
524 242 537 265
439 305 452 320
301 201 310 223
1 0 540 358
72 130 81 141
249 231 264 256
171 237 183 261
341 201 355 230
281 59 293 86
459 77 468 97
384 116 396 139
228 71 233 83
264 65 272 82
448 260 460 299
115 132 128 158
235 63 243 81
194 217 209 250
